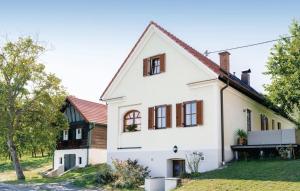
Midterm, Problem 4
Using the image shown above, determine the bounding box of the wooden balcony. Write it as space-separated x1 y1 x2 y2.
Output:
56 139 88 150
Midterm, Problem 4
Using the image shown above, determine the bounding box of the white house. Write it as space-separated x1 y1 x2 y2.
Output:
53 96 107 172
100 21 296 177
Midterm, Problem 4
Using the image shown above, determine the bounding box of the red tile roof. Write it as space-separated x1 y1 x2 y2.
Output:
67 96 107 125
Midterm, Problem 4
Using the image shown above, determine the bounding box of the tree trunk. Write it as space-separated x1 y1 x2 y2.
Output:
41 148 44 157
7 139 25 180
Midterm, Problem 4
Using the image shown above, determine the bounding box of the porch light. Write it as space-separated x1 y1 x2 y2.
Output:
173 145 178 153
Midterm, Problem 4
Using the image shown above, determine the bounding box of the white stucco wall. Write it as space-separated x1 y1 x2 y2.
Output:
53 149 88 170
103 24 296 176
104 26 222 177
222 85 296 161
88 148 107 164
53 148 107 170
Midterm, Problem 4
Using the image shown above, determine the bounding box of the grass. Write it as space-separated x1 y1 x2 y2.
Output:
0 155 140 190
1 156 102 188
0 155 52 182
175 160 300 191
4 156 300 191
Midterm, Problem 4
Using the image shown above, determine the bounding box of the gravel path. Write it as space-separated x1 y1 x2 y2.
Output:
0 182 102 191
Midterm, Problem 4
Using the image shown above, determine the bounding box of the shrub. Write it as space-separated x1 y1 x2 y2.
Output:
95 164 115 185
186 151 204 173
112 159 150 189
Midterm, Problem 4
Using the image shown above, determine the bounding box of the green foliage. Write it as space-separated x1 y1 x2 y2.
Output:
95 164 116 185
112 159 150 189
127 124 138 132
236 129 247 139
0 37 68 179
265 20 300 122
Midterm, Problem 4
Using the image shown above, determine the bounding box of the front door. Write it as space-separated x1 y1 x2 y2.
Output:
173 160 185 177
64 154 76 171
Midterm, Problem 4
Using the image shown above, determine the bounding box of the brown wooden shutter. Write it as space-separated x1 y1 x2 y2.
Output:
196 100 203 125
160 54 165 73
176 103 183 127
143 58 149 76
166 105 172 128
148 107 154 129
266 117 269 130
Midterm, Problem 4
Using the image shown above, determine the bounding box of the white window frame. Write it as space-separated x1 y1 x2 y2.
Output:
63 130 69 141
76 128 82 140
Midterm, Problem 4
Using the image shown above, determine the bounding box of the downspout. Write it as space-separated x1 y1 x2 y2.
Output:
220 74 229 166
86 122 96 166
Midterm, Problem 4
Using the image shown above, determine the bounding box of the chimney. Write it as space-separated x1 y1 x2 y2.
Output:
219 51 230 73
241 69 251 86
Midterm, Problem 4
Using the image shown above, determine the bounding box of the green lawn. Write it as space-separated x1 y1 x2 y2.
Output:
0 156 102 188
0 156 139 190
176 160 300 191
3 156 300 191
0 155 52 181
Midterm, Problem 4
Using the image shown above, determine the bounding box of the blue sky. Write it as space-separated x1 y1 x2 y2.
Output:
0 0 299 102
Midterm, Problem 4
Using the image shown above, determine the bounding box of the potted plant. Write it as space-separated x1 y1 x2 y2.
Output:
236 129 247 145
127 124 138 132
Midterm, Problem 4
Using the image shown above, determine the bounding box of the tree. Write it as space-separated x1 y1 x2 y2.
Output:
265 20 300 122
0 37 67 180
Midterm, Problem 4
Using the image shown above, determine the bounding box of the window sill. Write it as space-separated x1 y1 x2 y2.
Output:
121 131 141 134
154 127 168 130
144 72 165 78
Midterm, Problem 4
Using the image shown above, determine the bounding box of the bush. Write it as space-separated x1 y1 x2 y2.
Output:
112 159 150 189
95 164 115 185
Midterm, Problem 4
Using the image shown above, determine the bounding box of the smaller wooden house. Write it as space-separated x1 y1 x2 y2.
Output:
53 96 107 171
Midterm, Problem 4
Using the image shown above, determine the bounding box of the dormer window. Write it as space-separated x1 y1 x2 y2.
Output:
143 54 165 76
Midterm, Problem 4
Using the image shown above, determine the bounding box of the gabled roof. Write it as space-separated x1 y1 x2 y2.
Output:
100 21 293 122
100 21 222 99
66 96 107 125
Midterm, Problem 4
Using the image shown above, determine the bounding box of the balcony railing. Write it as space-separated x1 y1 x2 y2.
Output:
57 139 88 149
248 129 300 145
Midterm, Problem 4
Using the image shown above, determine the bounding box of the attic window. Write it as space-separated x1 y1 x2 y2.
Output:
150 58 160 75
143 54 165 76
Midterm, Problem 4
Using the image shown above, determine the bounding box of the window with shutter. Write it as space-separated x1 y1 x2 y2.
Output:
196 100 203 125
260 114 264 131
184 101 197 127
166 105 172 128
148 107 154 130
246 109 251 131
155 106 166 129
277 122 281 130
143 58 149 76
177 101 203 127
63 130 69 141
265 117 269 130
76 128 82 139
143 54 165 76
176 103 183 127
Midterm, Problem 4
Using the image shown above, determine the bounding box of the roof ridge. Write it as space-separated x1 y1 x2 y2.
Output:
150 21 222 73
68 96 106 107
